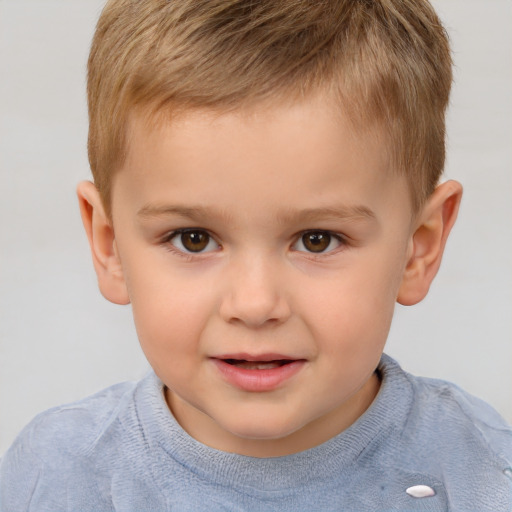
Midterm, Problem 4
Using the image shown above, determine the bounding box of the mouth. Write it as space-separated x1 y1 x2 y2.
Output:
211 354 306 392
222 359 296 370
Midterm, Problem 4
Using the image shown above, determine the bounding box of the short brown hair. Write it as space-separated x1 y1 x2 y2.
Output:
87 0 452 215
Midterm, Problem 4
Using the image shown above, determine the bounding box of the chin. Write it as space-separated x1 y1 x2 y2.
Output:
223 414 304 442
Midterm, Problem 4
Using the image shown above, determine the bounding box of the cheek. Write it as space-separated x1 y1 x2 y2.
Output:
125 267 217 367
300 253 404 353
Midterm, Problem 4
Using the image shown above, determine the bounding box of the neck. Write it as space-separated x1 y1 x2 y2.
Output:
166 370 381 458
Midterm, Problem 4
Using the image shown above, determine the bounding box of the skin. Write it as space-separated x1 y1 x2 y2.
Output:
78 94 462 457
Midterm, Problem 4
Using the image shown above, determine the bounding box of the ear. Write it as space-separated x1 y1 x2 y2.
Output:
77 181 130 305
397 180 463 306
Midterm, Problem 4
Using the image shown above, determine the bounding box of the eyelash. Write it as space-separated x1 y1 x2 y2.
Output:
161 229 221 258
293 230 346 256
160 229 347 257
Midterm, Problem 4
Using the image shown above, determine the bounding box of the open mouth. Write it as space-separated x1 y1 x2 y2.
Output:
213 356 306 391
222 359 295 370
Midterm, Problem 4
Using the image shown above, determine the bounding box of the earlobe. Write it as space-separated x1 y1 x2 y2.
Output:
76 181 130 305
397 180 463 306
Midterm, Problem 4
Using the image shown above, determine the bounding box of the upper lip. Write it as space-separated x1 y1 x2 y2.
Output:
212 353 302 362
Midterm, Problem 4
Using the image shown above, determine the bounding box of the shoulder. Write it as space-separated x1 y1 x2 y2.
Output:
404 368 511 458
380 355 511 453
0 379 141 511
375 356 512 509
383 357 512 508
20 380 138 459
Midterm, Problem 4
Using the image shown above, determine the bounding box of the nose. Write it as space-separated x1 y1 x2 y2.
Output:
219 253 291 328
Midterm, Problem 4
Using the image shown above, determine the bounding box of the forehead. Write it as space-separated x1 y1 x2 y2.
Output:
114 94 411 222
129 90 386 161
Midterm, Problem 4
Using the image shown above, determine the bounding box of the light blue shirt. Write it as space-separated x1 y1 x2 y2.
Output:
1 354 511 511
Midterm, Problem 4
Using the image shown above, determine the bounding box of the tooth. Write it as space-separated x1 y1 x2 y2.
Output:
234 361 282 370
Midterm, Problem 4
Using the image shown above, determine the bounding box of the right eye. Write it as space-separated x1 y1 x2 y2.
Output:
292 230 344 254
168 229 219 253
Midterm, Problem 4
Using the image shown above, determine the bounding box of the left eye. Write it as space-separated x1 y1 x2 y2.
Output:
293 231 342 253
168 229 219 253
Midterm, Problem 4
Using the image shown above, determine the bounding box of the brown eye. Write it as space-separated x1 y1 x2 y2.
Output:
293 231 342 254
301 232 331 252
169 230 219 253
181 231 209 252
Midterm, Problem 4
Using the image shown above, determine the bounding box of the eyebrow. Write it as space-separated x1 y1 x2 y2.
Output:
137 204 232 221
276 206 376 225
137 203 376 224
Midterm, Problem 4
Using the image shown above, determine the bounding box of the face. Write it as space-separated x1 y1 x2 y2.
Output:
110 95 415 457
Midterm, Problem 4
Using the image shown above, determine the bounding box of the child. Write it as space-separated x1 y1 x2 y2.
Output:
1 0 511 510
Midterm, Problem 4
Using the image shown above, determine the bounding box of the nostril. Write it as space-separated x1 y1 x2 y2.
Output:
219 288 291 328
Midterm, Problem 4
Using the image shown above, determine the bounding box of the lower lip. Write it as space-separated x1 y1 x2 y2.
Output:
212 359 306 392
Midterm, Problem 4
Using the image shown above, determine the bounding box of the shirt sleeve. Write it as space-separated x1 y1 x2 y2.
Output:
0 428 44 512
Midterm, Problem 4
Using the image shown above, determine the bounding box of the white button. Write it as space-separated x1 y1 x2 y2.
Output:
406 485 436 498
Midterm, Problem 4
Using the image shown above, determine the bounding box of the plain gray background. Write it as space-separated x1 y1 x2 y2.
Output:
1 0 511 455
